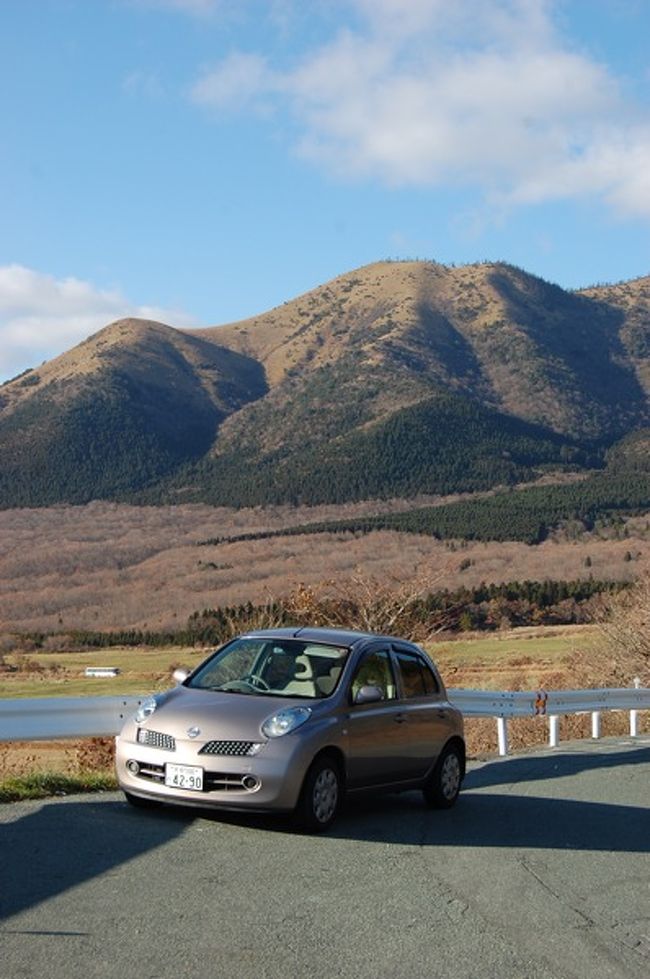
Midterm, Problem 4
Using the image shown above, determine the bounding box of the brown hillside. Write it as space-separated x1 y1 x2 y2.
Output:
0 317 265 419
190 260 648 443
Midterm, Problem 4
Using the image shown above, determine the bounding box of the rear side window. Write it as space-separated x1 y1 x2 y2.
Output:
394 651 440 698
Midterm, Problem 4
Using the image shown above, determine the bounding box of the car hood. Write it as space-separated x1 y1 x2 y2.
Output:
141 686 312 742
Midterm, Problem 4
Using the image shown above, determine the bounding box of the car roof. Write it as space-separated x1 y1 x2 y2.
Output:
240 626 420 649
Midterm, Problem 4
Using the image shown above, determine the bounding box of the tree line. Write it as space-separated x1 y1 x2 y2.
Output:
193 469 649 547
8 578 625 651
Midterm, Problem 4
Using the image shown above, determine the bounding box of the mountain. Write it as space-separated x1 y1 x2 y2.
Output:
0 260 648 509
0 318 265 506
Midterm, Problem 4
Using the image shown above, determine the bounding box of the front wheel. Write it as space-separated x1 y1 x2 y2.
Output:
423 743 463 809
295 756 342 832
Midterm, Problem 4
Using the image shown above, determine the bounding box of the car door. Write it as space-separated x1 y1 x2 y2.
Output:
389 646 451 780
344 646 408 789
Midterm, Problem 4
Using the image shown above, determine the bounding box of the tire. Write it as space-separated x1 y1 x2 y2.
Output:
423 743 463 809
295 755 342 832
124 790 162 810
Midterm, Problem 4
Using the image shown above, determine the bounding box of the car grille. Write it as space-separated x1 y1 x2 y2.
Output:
133 762 166 783
204 772 250 792
199 740 258 757
137 728 176 751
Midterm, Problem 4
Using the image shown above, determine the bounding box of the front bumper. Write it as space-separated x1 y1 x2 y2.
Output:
115 725 316 813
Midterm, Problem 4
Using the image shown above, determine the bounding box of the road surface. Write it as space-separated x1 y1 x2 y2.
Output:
1 737 649 979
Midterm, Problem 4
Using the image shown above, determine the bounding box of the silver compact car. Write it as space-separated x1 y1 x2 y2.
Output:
115 627 465 831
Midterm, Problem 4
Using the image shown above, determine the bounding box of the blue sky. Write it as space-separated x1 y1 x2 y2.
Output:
1 0 649 382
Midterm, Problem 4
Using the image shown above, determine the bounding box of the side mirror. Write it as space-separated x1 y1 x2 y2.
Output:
354 684 384 705
173 667 189 684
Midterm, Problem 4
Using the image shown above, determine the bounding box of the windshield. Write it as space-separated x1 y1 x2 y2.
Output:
187 637 349 699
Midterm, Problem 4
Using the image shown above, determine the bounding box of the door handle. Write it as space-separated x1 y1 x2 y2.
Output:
394 714 408 724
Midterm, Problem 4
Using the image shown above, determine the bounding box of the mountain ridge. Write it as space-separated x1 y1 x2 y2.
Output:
1 259 648 509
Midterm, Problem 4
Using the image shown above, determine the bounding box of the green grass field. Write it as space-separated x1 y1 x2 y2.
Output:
431 625 603 689
0 646 207 699
432 627 600 663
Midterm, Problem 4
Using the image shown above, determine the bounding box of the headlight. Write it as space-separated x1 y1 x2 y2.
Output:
262 706 312 738
135 696 158 723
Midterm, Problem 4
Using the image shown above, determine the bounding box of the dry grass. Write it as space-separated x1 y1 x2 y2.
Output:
1 498 646 768
0 737 118 790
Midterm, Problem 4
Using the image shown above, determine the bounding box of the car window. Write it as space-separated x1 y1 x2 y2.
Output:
187 637 349 698
394 650 440 698
350 649 396 702
194 639 263 688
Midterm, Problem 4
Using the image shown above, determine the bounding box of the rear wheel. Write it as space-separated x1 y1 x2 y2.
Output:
423 743 463 809
295 756 342 832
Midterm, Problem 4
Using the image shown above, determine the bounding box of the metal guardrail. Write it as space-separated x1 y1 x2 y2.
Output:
0 695 144 742
0 686 647 756
448 681 649 755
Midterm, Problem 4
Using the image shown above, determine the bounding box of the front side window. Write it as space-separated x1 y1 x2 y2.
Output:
350 649 397 702
394 650 440 698
187 638 349 699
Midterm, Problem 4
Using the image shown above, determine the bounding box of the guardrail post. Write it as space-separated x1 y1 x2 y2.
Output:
591 711 601 739
549 714 560 748
497 717 508 756
630 677 641 737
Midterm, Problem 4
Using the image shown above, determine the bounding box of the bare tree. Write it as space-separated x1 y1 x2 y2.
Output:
283 566 456 642
594 572 650 683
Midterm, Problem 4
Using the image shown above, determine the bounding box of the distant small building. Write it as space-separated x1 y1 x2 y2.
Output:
84 667 121 678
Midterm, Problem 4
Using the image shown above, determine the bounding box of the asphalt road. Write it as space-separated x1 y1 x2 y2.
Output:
1 737 649 979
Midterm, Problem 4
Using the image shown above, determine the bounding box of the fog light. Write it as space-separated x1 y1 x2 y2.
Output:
127 760 140 775
242 775 259 791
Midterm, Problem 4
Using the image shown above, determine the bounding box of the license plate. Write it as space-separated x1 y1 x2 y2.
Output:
165 764 204 791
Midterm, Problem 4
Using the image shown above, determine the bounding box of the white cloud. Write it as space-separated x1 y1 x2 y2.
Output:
192 53 273 111
0 266 198 383
190 0 650 218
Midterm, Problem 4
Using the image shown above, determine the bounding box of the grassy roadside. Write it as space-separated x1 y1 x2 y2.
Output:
0 771 117 803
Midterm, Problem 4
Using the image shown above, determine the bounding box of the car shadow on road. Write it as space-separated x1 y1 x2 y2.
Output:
0 797 188 923
190 746 650 853
463 745 650 790
327 744 650 851
330 789 649 852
